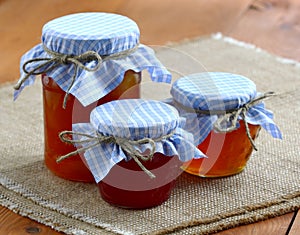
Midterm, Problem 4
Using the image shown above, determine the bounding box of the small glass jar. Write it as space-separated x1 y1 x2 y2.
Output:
58 99 204 208
98 153 181 209
14 13 171 182
170 72 282 177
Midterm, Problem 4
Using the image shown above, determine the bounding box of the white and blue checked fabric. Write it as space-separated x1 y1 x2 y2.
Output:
14 12 171 106
71 99 205 183
169 72 282 145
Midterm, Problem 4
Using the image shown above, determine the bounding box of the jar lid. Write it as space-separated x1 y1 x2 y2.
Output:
90 99 179 139
14 13 171 106
169 72 282 146
42 12 139 55
65 99 205 183
171 72 257 111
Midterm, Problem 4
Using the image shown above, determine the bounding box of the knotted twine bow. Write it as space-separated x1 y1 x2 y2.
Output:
14 44 139 108
57 130 176 179
175 92 275 151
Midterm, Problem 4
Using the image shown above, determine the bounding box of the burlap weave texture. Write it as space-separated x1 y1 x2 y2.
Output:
0 35 299 235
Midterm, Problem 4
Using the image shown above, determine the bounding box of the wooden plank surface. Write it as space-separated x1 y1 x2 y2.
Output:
215 212 295 235
0 0 299 234
289 211 300 235
228 0 300 61
0 0 251 84
0 206 61 235
0 206 297 235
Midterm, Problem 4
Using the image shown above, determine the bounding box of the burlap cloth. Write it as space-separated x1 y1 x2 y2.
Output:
0 35 299 235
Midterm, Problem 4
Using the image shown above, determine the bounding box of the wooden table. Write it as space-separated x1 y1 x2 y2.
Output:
0 0 299 234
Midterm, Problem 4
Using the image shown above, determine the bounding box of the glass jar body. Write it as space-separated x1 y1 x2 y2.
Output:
42 70 141 182
182 121 261 177
98 153 182 209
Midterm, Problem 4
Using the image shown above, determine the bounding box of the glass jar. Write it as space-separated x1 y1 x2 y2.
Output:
183 121 261 177
170 72 282 177
42 71 141 182
98 153 181 209
14 13 172 182
58 99 204 208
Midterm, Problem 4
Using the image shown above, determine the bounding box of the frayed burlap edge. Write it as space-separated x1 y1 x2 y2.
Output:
1 176 299 235
152 191 300 235
0 183 119 235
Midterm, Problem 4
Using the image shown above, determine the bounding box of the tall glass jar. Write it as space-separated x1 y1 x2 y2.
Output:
169 72 282 177
58 99 204 208
42 71 141 182
14 13 171 182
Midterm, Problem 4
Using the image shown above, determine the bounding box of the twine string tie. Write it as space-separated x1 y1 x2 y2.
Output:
57 130 175 179
176 92 275 151
14 44 139 108
213 92 275 151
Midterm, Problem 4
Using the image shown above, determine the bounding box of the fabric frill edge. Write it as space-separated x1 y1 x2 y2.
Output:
13 44 173 107
72 122 206 183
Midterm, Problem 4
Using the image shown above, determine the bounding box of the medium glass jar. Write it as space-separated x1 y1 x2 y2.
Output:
58 99 204 208
14 13 172 182
170 72 282 177
42 71 141 182
182 121 261 177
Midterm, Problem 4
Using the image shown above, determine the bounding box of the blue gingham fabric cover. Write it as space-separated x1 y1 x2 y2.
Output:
71 99 205 183
169 72 282 146
14 12 171 106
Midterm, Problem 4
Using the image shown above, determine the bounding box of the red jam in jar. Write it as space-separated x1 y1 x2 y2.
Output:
182 121 261 177
60 99 201 208
42 71 141 182
98 153 182 209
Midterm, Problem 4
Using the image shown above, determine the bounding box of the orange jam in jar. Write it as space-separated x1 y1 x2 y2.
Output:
42 71 141 182
14 13 172 182
182 121 261 177
170 72 282 177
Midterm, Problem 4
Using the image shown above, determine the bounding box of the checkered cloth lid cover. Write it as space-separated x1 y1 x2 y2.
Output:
14 12 171 106
170 72 282 145
71 99 205 183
